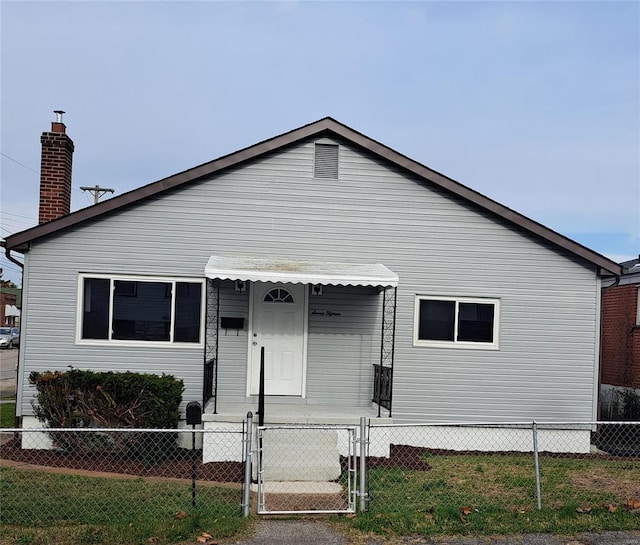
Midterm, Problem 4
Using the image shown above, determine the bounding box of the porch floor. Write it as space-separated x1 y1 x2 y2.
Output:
202 401 390 425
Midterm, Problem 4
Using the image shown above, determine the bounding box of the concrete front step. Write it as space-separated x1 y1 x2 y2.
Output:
251 481 344 494
253 481 350 513
261 429 341 481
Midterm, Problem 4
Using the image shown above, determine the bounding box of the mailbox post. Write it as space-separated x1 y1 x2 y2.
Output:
185 401 202 507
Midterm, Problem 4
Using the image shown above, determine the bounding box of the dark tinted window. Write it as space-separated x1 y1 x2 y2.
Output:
113 281 171 341
457 303 494 342
418 299 455 341
82 278 110 339
174 282 202 342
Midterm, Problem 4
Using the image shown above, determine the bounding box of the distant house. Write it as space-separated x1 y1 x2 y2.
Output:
0 286 21 327
600 256 640 419
5 115 621 454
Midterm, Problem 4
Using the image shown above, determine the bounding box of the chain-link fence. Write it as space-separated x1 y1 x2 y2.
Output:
365 421 640 516
1 427 245 533
1 421 638 535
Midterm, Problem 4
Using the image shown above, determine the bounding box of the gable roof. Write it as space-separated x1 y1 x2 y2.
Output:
4 117 622 276
621 256 640 272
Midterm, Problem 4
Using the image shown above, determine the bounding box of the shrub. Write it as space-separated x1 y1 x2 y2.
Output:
29 369 184 458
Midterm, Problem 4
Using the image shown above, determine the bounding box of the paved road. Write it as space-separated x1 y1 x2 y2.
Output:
0 346 17 398
222 521 640 545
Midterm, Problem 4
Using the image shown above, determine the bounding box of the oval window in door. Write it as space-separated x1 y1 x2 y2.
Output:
263 288 295 303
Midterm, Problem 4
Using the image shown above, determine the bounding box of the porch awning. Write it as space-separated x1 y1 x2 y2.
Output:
205 256 398 287
5 305 20 317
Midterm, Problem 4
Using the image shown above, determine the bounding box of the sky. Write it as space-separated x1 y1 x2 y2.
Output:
1 0 638 286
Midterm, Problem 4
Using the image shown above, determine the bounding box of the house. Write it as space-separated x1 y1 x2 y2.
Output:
5 115 622 455
600 256 640 420
0 286 21 327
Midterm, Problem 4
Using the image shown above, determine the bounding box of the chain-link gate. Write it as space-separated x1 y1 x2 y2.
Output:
255 425 357 514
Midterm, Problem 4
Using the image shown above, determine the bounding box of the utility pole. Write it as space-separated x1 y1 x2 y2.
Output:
80 185 115 205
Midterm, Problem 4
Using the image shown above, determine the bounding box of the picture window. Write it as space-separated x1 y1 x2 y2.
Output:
79 275 203 344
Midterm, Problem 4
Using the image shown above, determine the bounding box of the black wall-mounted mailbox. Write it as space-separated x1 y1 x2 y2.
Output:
185 401 202 425
221 317 244 329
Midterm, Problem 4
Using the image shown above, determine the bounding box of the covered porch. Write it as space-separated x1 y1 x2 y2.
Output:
203 401 385 425
201 256 398 424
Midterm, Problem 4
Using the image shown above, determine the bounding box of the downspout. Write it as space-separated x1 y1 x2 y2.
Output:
4 246 24 275
601 273 620 292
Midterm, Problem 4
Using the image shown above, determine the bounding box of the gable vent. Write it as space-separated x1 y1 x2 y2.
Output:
314 143 339 179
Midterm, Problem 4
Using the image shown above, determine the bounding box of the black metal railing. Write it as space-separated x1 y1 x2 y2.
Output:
203 278 220 412
203 358 215 407
372 363 392 411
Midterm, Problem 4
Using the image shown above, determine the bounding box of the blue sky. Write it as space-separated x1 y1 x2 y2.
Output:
1 1 638 285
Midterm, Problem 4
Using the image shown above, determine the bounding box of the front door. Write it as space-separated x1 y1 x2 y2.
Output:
249 282 307 396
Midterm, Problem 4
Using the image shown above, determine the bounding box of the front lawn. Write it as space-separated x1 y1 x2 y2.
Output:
345 452 640 537
0 467 248 545
0 402 15 428
1 447 639 543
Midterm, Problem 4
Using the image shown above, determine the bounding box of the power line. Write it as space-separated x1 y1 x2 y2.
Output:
0 261 23 274
0 220 35 234
0 211 37 221
0 217 37 230
0 226 22 236
0 251 23 262
0 251 24 264
1 260 22 270
0 152 39 175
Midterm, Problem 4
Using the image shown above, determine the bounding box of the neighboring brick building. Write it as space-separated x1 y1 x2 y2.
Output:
0 286 21 327
600 256 640 419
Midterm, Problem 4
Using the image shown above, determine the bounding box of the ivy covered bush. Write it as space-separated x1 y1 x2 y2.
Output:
29 369 184 458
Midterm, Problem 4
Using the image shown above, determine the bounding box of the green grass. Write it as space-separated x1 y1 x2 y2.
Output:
0 402 15 428
340 453 640 537
1 453 639 543
0 468 249 545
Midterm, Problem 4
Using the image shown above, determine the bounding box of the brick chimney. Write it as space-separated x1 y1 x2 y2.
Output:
39 110 74 223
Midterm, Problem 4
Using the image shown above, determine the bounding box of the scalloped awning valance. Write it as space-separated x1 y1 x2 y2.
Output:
205 256 398 288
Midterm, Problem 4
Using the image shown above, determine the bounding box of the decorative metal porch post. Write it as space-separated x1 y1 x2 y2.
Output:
376 286 397 417
203 278 220 412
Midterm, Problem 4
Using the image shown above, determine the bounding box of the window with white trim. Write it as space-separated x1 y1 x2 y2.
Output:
414 296 500 349
79 275 204 344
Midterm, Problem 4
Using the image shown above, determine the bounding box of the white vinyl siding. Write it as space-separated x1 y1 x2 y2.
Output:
17 138 600 424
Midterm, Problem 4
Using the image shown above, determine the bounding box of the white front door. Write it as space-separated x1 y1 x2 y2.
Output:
249 283 307 396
